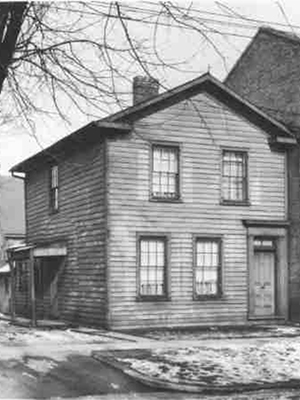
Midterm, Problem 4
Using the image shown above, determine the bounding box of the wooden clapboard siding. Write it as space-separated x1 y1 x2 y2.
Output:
25 139 107 326
106 92 286 330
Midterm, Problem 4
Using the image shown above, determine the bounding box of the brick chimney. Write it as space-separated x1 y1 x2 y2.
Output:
133 76 159 105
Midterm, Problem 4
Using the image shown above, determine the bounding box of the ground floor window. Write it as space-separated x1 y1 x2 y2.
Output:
194 238 222 298
138 236 167 299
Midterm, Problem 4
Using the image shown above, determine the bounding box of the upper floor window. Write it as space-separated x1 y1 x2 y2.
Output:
195 238 222 298
222 150 248 203
139 236 167 299
152 145 179 200
50 165 59 212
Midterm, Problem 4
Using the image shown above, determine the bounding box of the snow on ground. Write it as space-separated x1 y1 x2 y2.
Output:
24 357 58 374
0 318 112 346
119 338 300 386
141 325 300 341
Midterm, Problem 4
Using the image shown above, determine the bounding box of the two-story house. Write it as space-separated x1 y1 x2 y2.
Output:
8 73 296 329
226 26 300 322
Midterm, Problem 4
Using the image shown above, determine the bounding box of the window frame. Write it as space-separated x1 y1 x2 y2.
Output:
220 148 249 205
49 164 59 213
136 234 169 301
150 142 181 202
193 236 223 300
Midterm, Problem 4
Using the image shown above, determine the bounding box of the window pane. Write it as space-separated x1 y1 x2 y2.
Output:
254 237 275 249
153 148 161 171
54 188 59 210
169 151 178 172
157 242 164 267
160 173 168 192
141 251 148 267
168 175 176 194
148 268 156 283
140 238 166 297
195 239 220 296
140 268 148 284
156 269 164 284
51 165 58 188
222 151 247 201
50 165 59 211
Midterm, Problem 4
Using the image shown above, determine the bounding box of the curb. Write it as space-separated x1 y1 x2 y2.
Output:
70 328 139 343
92 350 300 394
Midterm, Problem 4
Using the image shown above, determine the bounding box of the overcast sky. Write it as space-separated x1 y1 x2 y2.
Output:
2 0 300 175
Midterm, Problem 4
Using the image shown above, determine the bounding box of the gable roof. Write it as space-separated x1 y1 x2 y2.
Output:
0 175 25 236
11 73 295 174
104 72 293 138
226 26 300 85
258 26 300 44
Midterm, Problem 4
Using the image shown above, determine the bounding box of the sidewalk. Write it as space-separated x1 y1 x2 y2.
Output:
51 389 300 400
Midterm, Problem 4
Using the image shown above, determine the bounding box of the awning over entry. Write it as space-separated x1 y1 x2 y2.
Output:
33 243 67 257
7 242 67 260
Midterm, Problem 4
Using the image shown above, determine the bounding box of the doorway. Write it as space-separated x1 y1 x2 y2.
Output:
252 237 276 317
34 257 63 318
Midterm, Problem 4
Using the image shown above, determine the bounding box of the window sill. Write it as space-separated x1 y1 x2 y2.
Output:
248 315 285 321
220 200 250 207
49 209 59 215
150 197 182 203
136 295 170 302
193 294 223 301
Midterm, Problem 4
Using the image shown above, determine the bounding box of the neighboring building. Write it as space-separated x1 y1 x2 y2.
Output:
0 175 25 249
226 26 300 321
0 175 25 314
9 73 296 329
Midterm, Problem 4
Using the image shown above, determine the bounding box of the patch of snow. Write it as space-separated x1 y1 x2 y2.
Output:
25 358 58 374
123 358 181 383
110 383 120 389
144 325 300 341
119 339 300 386
0 320 112 346
22 371 37 380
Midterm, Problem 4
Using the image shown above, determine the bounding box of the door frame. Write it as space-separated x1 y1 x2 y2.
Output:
244 221 288 321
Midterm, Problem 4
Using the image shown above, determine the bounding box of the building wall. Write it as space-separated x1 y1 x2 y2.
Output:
226 29 300 128
226 29 300 321
25 140 107 326
106 92 287 330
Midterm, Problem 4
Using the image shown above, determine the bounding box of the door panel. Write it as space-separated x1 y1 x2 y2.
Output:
253 251 275 316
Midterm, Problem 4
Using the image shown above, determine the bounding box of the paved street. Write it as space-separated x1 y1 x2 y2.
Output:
0 354 152 399
0 318 154 399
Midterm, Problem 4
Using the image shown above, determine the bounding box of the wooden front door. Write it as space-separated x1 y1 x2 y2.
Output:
252 241 276 316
